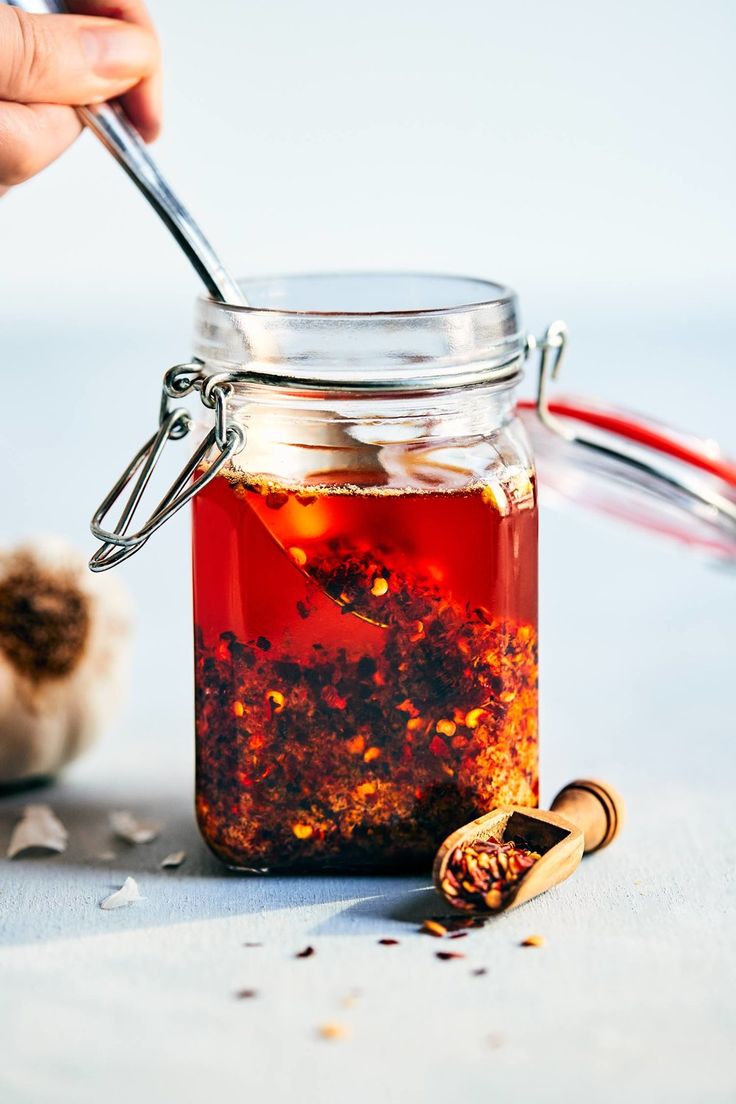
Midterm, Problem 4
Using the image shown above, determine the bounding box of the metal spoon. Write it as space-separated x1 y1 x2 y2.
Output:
2 0 247 306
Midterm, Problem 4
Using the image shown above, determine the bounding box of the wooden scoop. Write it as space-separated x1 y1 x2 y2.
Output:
433 779 624 913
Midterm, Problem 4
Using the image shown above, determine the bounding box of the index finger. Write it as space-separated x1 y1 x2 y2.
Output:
67 0 161 141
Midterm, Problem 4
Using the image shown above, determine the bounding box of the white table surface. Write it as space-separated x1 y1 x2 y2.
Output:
0 307 734 1104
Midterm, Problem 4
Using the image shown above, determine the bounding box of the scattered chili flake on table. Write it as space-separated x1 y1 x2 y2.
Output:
441 836 541 912
472 967 488 976
378 938 399 946
235 989 258 999
436 951 465 961
193 473 538 872
296 945 315 958
520 934 545 947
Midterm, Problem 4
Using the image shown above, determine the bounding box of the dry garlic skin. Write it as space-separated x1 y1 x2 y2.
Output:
192 473 538 872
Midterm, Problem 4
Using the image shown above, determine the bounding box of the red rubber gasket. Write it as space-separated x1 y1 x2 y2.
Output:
516 398 736 488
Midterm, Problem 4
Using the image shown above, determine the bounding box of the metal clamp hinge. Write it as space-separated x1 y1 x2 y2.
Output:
529 320 571 439
89 361 246 572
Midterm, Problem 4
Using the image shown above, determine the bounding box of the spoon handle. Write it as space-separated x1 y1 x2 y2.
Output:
75 100 245 305
2 0 246 306
550 779 625 853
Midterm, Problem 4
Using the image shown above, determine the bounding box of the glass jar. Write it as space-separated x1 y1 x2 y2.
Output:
90 271 736 874
191 273 537 871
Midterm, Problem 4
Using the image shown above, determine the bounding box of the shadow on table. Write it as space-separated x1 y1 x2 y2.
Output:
0 779 433 947
309 883 439 936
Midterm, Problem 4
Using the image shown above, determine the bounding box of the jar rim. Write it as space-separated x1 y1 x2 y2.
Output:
199 271 517 318
194 271 526 392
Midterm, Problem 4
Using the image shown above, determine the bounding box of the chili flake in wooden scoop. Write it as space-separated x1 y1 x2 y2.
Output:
433 779 624 913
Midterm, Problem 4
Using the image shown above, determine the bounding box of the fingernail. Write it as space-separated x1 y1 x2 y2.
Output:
80 25 154 79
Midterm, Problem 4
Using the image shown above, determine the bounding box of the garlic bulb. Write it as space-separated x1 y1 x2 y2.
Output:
0 537 132 784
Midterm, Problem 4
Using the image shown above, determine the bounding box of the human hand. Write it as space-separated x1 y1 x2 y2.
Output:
0 1 160 196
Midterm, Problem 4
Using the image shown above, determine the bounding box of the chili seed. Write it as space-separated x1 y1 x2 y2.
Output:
319 1022 347 1040
420 920 448 938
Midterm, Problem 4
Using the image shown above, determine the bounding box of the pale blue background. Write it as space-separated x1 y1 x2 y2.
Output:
0 3 734 1103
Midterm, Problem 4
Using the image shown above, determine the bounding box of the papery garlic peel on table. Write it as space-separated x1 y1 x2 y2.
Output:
0 537 131 784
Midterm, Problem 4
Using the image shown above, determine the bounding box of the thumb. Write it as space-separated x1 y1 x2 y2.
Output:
0 6 159 105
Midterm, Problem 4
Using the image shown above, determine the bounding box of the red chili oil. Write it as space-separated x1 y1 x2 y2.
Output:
192 470 538 872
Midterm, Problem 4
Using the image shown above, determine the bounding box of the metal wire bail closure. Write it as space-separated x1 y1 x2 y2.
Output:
89 361 246 572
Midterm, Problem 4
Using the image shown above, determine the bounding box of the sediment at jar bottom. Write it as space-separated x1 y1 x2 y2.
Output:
192 471 538 871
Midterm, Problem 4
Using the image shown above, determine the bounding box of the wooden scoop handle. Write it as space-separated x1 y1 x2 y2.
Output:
550 779 625 853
